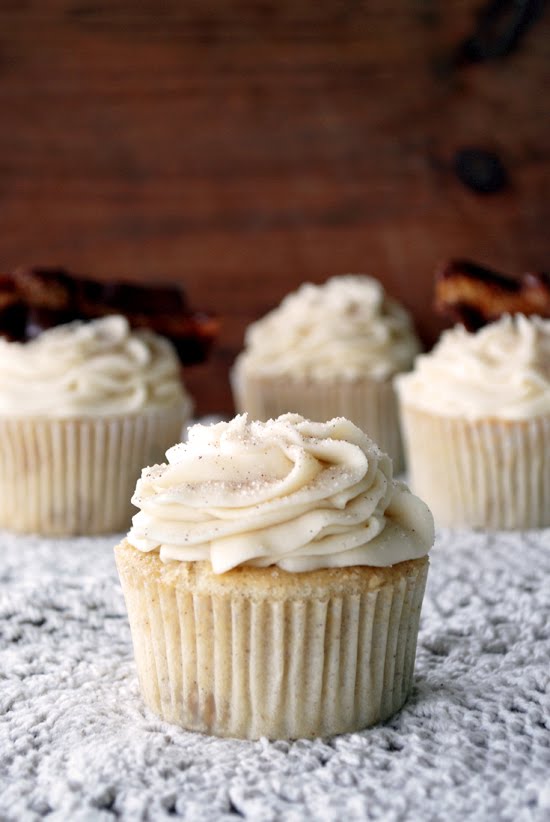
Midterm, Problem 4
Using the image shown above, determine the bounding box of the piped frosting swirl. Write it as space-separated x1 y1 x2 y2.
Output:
396 314 550 420
128 413 434 573
235 275 421 380
0 315 188 417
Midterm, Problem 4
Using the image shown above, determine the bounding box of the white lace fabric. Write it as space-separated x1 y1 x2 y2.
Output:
0 526 549 820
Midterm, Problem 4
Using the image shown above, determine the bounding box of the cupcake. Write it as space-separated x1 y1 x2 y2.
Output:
231 275 421 472
0 315 191 535
396 314 550 529
115 413 434 740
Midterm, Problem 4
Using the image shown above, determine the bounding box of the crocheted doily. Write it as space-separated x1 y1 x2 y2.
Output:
1 527 549 821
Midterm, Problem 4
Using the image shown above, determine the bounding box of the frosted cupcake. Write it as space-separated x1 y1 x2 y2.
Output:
396 314 550 529
115 413 434 740
0 315 191 535
231 275 421 471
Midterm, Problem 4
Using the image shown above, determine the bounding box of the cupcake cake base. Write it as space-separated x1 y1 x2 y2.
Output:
0 403 187 536
115 540 429 740
400 406 550 529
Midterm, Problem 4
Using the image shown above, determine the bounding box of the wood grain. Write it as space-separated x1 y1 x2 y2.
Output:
0 1 549 413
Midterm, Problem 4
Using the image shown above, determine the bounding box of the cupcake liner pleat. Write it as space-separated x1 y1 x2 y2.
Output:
400 407 550 529
116 545 428 740
231 369 403 471
0 404 187 535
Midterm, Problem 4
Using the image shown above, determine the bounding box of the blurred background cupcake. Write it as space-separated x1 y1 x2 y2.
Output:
232 275 420 470
0 314 191 536
0 267 219 535
396 314 550 529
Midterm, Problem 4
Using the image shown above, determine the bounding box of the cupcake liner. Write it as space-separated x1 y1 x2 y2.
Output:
0 402 188 536
115 541 429 740
400 406 550 529
231 368 404 471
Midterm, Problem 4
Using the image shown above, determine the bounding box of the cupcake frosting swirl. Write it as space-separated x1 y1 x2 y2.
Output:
128 413 434 573
0 315 188 417
396 314 550 420
235 275 420 380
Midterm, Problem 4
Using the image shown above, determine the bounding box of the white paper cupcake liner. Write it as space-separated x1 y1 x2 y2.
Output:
400 406 550 529
231 368 404 471
0 402 188 536
115 542 429 740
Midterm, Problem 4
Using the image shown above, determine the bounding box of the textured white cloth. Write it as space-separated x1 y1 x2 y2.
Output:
1 527 550 821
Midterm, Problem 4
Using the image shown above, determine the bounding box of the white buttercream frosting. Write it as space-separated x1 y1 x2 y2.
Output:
396 314 550 420
127 413 434 573
0 315 188 417
234 275 421 380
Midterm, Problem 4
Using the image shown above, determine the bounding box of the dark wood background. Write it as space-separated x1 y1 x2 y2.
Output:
1 1 549 414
